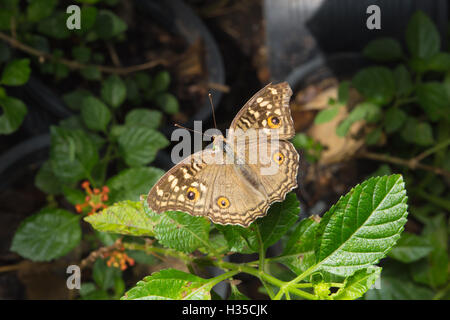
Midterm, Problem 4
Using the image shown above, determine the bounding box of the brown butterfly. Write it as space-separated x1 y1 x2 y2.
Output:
147 82 299 227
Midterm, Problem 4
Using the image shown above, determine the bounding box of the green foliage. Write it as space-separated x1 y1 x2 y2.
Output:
11 208 81 261
0 95 27 134
1 58 31 86
122 269 215 300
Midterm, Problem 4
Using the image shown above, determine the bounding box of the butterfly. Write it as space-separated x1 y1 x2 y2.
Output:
147 82 299 227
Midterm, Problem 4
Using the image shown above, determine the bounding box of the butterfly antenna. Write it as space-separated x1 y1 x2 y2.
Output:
208 93 217 129
174 123 214 138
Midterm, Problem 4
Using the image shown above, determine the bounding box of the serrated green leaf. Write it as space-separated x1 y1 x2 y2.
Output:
107 167 164 202
85 200 155 237
34 161 62 195
101 75 126 108
229 285 250 300
10 208 81 261
216 193 299 253
314 106 340 124
406 11 440 60
332 267 381 300
384 107 407 133
416 82 450 122
352 67 395 105
258 192 300 249
81 96 111 131
314 175 408 276
118 126 169 167
143 201 210 253
0 95 27 134
122 269 213 300
125 109 162 129
1 58 31 86
388 232 433 263
363 37 403 62
50 126 99 183
278 216 319 275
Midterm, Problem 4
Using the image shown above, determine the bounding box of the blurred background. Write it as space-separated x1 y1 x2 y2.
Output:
0 0 448 300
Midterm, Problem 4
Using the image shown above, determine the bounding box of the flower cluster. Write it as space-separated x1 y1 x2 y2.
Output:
104 248 135 271
75 181 109 215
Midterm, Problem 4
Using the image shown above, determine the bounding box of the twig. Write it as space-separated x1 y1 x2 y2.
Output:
0 32 168 75
412 138 450 164
0 262 23 273
358 150 450 179
80 238 123 269
105 42 122 67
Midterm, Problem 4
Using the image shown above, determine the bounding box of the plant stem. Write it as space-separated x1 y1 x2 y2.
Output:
358 150 450 178
413 138 450 163
254 225 265 272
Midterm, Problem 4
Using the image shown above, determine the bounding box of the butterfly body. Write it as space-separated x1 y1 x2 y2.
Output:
147 82 299 227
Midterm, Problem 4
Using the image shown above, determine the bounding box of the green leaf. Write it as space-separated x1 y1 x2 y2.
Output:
416 82 450 122
352 67 395 105
258 192 300 249
337 81 350 104
27 0 57 22
118 127 169 167
154 92 179 114
38 11 70 39
400 118 434 146
332 267 381 300
427 52 450 72
122 269 213 300
406 11 440 60
92 258 122 291
314 175 408 276
1 58 31 86
134 72 151 90
365 127 382 145
144 201 210 253
10 208 81 261
336 102 381 137
107 167 164 202
279 216 320 275
101 75 126 108
63 89 93 111
125 109 162 129
393 65 413 97
62 186 85 206
78 6 97 34
388 233 433 263
81 96 111 131
94 10 127 39
50 126 99 183
0 96 27 134
384 108 407 133
151 71 170 93
34 161 62 195
314 106 340 124
85 201 156 237
215 224 258 254
363 38 403 62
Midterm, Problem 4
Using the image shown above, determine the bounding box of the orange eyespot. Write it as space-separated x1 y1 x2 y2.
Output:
186 187 199 201
268 116 281 128
273 152 284 165
217 197 230 209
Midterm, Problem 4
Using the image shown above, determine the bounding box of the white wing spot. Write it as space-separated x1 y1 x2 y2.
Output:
256 97 263 103
168 175 175 182
260 101 269 107
178 194 185 201
171 179 178 188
